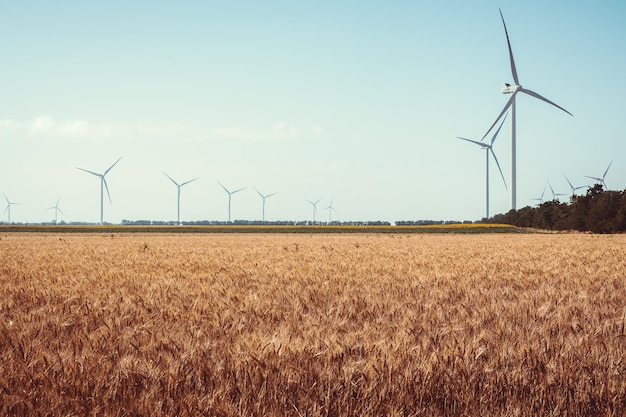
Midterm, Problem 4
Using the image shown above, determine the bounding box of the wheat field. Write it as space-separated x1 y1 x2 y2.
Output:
1 232 625 416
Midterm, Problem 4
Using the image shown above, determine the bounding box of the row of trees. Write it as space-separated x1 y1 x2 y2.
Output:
486 184 626 233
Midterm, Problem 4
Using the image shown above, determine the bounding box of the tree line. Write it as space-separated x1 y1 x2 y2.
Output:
486 184 626 233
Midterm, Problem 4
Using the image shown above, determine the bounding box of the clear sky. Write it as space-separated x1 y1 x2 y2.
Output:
1 1 625 224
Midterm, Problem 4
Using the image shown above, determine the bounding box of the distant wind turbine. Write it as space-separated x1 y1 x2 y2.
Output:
47 197 64 224
3 194 21 224
306 198 322 224
547 181 567 201
254 188 277 223
532 185 547 206
218 182 246 223
482 9 572 211
76 157 121 225
563 174 585 198
164 172 198 225
457 112 508 219
585 160 612 190
324 198 338 223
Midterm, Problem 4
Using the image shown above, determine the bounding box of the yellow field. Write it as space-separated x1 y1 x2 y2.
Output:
1 233 625 416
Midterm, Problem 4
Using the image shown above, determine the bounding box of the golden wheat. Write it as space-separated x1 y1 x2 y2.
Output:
1 233 625 416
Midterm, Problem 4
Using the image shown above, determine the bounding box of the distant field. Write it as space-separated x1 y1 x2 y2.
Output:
1 233 625 416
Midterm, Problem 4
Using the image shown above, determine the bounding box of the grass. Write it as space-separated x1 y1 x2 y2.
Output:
1 233 625 416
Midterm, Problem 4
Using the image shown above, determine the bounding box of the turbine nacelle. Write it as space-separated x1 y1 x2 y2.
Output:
501 83 517 94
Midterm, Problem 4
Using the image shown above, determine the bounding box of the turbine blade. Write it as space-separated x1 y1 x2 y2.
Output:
217 181 229 193
76 167 102 177
563 174 574 189
163 172 180 187
603 160 613 179
520 88 573 116
490 148 508 190
482 93 516 140
232 187 246 194
180 178 199 187
104 157 122 176
457 136 489 148
490 112 508 146
499 9 519 86
266 192 278 198
3 193 8 204
585 175 602 182
103 178 112 204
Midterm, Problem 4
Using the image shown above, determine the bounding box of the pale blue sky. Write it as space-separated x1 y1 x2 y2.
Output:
1 1 625 223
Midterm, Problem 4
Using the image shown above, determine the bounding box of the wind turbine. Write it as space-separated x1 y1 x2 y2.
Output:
254 188 277 223
547 181 566 201
324 198 338 224
163 172 198 225
3 194 21 224
218 181 246 223
563 174 585 197
483 9 572 211
532 185 546 206
585 160 612 190
76 157 121 225
47 197 64 224
305 197 322 224
457 113 508 219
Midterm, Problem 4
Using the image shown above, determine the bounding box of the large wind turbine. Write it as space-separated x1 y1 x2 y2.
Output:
164 172 198 225
483 9 572 211
585 160 612 190
218 181 246 223
47 197 64 224
3 194 21 224
254 188 277 223
306 197 322 224
457 113 508 219
76 157 121 225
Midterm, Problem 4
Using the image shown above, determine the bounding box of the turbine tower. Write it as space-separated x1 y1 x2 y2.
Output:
164 172 198 225
218 181 246 223
76 157 121 225
457 113 508 219
254 188 277 223
3 194 21 224
47 197 64 224
585 160 612 190
483 9 572 211
306 197 322 224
